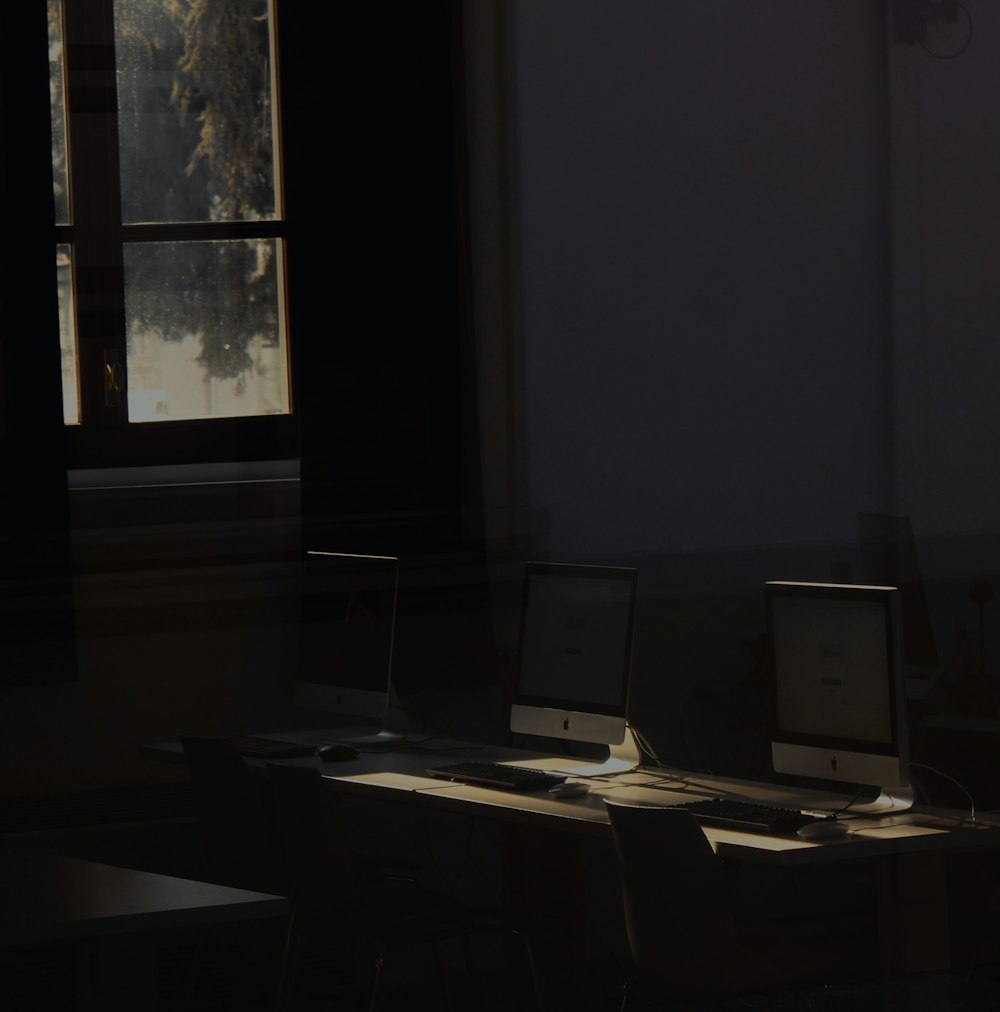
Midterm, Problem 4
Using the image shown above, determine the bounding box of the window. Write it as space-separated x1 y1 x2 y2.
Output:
49 0 295 468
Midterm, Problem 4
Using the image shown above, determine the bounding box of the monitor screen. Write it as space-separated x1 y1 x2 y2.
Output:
767 581 909 791
294 551 399 719
510 562 637 747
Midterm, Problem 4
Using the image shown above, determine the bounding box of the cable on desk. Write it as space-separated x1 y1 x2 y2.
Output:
624 723 689 785
823 785 869 818
629 723 658 764
911 761 976 823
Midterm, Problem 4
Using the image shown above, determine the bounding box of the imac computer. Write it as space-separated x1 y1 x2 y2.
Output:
295 551 399 735
766 580 913 812
510 562 640 776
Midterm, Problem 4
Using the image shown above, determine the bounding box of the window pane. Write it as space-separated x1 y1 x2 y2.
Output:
122 239 289 423
56 245 80 425
48 0 69 225
113 0 279 224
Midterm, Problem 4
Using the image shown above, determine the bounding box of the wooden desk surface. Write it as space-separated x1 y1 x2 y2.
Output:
142 730 1000 866
318 758 996 865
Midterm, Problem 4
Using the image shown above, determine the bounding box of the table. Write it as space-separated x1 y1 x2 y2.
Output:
311 746 1000 1009
142 729 995 859
0 852 289 1010
144 730 1000 1009
315 754 992 861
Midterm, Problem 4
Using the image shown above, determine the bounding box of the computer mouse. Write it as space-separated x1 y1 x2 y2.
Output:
796 819 849 841
316 743 359 762
548 781 590 798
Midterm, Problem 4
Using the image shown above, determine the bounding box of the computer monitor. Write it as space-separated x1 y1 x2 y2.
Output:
766 581 912 810
510 562 639 774
294 551 399 720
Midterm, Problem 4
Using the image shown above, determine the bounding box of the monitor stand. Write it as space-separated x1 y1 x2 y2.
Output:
338 727 408 749
799 783 915 819
328 684 480 751
324 683 413 750
845 784 914 815
557 724 643 777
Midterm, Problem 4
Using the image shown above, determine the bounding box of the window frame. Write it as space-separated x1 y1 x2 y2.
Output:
55 0 298 470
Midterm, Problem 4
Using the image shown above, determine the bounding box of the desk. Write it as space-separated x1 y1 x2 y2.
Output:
141 731 994 859
316 757 991 862
311 749 1000 1008
0 852 289 1010
144 731 1000 1009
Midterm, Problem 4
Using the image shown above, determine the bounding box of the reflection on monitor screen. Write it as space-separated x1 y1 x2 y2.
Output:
510 563 637 755
294 551 398 720
767 581 911 801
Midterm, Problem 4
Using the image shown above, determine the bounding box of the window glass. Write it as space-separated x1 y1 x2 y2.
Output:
56 244 79 424
48 0 69 225
49 0 292 452
113 0 279 224
123 239 289 422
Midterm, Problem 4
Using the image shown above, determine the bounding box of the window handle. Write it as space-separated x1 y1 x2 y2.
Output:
104 348 124 407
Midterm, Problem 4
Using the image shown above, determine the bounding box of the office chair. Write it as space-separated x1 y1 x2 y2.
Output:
603 800 877 1010
178 732 285 895
264 760 545 1012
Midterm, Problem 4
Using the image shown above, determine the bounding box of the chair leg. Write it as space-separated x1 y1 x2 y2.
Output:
367 950 384 1012
509 927 545 1012
368 939 459 1011
619 978 630 1012
274 913 300 1012
369 939 457 1012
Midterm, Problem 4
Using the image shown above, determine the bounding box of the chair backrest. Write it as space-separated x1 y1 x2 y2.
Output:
603 800 736 984
178 733 284 894
263 761 358 922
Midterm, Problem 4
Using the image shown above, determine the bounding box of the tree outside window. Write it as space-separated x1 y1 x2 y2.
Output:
50 0 293 464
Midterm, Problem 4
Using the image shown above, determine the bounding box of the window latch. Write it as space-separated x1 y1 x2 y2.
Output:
104 348 124 407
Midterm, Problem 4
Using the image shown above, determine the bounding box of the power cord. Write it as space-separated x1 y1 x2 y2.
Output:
619 723 690 786
911 761 976 822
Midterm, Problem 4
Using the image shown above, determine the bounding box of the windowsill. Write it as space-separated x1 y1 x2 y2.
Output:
67 458 300 491
66 460 302 534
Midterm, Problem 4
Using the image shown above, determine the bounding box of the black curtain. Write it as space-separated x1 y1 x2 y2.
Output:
0 4 77 683
285 2 468 541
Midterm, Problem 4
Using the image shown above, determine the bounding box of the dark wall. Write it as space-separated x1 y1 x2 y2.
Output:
509 0 891 562
489 0 1000 791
